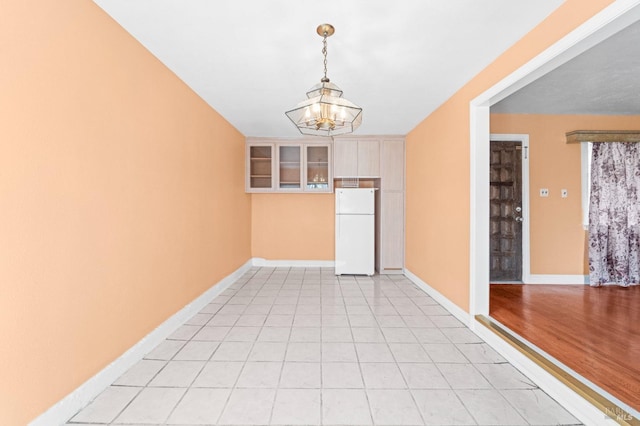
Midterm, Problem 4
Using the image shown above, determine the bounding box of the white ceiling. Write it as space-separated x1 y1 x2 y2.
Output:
93 0 564 137
493 18 640 115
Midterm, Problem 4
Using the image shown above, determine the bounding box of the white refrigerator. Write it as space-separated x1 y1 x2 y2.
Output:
335 188 375 275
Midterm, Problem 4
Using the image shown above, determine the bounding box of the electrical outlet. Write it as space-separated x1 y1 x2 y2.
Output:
561 189 568 198
540 188 549 197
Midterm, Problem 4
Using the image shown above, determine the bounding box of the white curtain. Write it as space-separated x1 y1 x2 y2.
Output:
588 142 640 287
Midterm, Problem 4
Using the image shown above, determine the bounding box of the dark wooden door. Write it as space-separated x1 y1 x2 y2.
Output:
490 141 523 281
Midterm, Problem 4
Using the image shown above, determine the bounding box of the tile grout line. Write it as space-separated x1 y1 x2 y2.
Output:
179 269 248 426
384 283 430 426
203 266 266 425
371 277 427 426
268 266 291 426
354 278 386 426
68 267 578 426
210 269 257 426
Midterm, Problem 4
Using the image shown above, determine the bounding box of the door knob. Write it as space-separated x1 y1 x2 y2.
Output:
514 216 523 222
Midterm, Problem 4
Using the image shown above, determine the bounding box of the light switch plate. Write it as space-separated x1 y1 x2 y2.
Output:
561 189 568 198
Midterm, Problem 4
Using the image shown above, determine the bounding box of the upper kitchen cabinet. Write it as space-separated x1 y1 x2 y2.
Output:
247 143 275 191
305 145 331 191
278 145 302 190
333 138 357 176
381 139 405 191
246 139 332 193
333 138 380 178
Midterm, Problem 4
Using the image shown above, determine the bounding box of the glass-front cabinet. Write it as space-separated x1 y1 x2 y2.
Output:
246 140 332 193
305 145 330 190
247 144 274 191
278 145 302 190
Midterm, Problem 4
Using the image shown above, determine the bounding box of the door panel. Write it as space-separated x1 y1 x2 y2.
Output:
490 141 523 281
357 140 380 177
381 192 404 270
333 139 358 177
381 139 404 191
335 188 375 214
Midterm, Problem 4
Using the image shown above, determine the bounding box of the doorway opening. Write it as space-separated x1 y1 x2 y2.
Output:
469 0 640 317
470 1 640 420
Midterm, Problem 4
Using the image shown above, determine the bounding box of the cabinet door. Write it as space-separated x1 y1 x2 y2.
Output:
305 145 331 191
382 139 404 191
247 144 274 191
333 139 358 177
357 140 380 177
381 192 404 270
278 145 302 190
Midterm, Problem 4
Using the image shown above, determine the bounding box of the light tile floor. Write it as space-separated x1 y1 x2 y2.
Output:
67 267 581 425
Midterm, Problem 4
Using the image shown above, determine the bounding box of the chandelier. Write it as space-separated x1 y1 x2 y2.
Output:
285 24 363 137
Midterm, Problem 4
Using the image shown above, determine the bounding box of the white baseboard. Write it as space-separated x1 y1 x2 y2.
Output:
379 269 404 275
472 319 620 426
525 274 589 285
404 269 471 326
252 257 335 268
29 258 253 426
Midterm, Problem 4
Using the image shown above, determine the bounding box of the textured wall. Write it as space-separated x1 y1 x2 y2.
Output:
0 2 251 424
251 193 335 260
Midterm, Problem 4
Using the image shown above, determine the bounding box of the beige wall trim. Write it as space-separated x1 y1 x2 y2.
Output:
566 130 640 143
29 259 254 426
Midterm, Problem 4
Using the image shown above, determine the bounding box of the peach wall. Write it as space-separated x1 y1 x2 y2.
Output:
405 0 614 312
0 2 251 424
491 114 640 275
251 194 334 260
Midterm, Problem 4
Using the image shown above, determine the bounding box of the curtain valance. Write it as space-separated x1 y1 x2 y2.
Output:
566 130 640 144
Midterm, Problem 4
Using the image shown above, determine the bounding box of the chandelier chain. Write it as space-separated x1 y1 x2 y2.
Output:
322 34 328 81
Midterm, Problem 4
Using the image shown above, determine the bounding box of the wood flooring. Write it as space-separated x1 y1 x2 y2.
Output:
490 284 640 411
